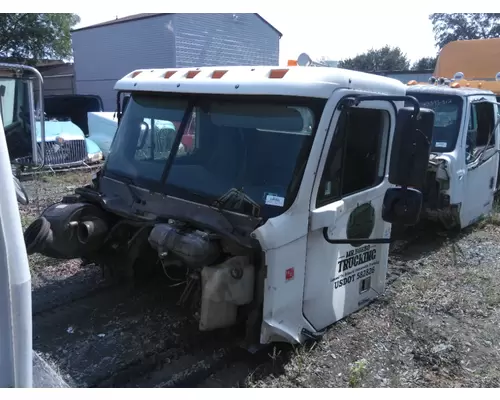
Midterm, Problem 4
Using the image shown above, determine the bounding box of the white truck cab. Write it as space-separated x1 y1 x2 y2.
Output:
24 64 434 347
0 63 46 170
407 82 499 229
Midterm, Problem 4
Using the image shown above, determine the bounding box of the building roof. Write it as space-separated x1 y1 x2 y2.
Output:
71 13 283 38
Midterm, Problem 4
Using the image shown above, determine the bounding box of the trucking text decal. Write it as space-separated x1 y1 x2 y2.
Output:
331 244 379 289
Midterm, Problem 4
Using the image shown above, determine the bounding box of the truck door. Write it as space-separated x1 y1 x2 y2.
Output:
460 96 498 227
0 63 45 167
303 98 395 331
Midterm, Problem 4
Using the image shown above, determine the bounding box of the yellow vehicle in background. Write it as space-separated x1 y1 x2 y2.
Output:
433 38 500 100
406 38 500 99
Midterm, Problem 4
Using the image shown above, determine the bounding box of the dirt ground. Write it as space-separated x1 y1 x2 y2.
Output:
244 216 500 388
19 170 500 388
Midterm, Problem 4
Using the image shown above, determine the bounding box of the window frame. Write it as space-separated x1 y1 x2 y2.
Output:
315 103 392 209
465 98 497 166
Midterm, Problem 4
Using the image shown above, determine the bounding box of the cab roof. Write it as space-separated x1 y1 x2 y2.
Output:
407 84 495 97
114 65 407 99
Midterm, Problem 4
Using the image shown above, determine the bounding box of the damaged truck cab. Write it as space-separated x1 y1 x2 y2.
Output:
407 82 499 229
24 65 434 347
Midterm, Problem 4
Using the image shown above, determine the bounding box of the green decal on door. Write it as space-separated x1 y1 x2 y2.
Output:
346 202 376 247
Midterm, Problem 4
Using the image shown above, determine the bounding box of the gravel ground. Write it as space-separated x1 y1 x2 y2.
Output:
19 171 500 388
245 217 500 388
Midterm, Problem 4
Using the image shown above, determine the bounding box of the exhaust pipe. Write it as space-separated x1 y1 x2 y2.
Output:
24 217 52 255
24 202 108 259
77 219 108 246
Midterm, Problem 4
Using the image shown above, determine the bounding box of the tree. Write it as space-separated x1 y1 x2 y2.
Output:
411 56 437 71
337 46 410 72
430 13 500 49
0 13 80 64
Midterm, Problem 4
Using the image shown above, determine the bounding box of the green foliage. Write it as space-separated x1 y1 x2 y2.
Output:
430 13 500 49
411 56 437 71
348 359 368 388
0 13 80 64
337 45 410 72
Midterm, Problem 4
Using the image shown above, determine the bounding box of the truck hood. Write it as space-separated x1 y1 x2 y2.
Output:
35 120 85 143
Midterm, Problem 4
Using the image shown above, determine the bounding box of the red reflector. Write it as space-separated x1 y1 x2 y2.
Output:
164 71 177 79
212 70 228 79
269 69 289 79
186 70 201 79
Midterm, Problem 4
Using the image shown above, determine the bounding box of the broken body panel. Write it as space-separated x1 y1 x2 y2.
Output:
24 65 433 346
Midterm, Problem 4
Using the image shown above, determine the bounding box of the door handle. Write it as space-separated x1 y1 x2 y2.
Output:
322 228 391 245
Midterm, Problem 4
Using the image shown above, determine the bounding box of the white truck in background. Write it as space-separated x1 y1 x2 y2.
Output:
0 62 46 204
295 53 500 231
406 79 499 230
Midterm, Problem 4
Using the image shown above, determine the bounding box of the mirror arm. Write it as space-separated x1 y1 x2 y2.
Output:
338 95 421 119
116 91 122 124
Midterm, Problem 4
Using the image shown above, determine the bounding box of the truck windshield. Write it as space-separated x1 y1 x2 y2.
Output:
407 93 463 153
104 93 324 218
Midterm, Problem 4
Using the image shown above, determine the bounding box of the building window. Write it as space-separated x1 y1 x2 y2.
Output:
316 107 390 208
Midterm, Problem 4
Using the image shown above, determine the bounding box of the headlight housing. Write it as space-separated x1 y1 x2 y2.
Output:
88 151 103 163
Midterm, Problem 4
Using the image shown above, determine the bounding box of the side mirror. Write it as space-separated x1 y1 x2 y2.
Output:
389 107 435 189
382 187 422 226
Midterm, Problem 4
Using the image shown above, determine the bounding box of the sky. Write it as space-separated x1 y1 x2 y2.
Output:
71 3 442 66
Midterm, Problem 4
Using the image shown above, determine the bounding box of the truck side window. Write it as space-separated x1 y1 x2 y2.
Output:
0 79 18 127
475 102 495 147
468 105 477 131
467 102 495 162
316 107 390 208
